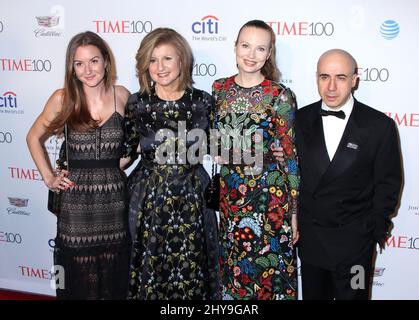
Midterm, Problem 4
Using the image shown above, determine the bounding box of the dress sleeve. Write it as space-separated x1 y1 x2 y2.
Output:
273 87 299 215
122 99 140 160
211 80 224 158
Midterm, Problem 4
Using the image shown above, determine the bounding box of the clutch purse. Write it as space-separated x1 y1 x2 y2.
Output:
205 165 220 211
47 189 61 215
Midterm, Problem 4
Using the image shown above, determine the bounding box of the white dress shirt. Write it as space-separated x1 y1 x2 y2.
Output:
321 95 354 161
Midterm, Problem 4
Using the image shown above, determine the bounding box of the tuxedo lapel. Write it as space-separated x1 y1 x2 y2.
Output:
317 100 370 189
299 102 330 186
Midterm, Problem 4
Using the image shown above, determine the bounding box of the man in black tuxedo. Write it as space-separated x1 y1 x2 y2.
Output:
275 49 402 299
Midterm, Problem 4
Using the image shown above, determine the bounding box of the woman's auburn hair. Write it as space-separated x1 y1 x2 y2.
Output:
48 31 116 133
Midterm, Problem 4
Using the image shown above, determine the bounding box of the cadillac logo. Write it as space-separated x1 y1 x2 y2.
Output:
35 16 60 28
7 197 29 207
374 267 385 277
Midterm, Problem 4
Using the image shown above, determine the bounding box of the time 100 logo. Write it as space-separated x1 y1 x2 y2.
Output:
193 63 216 77
357 67 389 82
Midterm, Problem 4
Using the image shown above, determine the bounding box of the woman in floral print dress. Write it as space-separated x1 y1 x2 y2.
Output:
123 28 219 300
212 20 300 300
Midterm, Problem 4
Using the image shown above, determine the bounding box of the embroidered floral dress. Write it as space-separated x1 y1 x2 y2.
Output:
212 76 299 300
123 87 219 300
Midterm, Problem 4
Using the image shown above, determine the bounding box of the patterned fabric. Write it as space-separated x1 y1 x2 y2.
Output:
124 87 220 300
212 76 299 300
55 110 131 300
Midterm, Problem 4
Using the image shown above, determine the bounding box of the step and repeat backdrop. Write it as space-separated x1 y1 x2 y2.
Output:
0 0 418 299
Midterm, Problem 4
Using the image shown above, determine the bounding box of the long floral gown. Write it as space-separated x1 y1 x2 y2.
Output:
123 87 220 300
212 76 299 300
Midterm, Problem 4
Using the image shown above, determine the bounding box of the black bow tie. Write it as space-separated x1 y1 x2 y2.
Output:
320 109 346 119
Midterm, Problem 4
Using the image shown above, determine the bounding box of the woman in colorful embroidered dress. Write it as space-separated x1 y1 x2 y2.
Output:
123 28 219 300
26 31 131 299
212 20 300 300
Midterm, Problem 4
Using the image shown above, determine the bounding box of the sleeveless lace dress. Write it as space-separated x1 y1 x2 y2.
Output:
54 90 130 299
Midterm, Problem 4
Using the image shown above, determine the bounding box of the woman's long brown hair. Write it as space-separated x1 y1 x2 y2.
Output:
48 31 116 133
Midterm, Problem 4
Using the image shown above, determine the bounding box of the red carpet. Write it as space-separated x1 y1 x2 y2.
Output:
0 289 55 300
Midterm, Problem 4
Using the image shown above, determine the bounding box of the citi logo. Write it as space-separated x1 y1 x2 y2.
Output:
192 15 219 34
0 91 18 108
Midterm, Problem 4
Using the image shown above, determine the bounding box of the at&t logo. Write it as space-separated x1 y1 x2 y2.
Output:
192 15 226 41
380 20 400 40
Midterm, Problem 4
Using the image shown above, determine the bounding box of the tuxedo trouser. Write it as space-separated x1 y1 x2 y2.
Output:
301 244 374 300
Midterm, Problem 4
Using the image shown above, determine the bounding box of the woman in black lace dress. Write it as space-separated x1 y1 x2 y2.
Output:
26 31 131 299
124 28 219 299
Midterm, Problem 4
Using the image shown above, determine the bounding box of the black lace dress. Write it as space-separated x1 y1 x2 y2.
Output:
54 108 131 299
124 87 220 299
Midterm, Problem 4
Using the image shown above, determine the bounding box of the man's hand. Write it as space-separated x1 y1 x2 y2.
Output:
291 214 300 246
272 146 285 163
